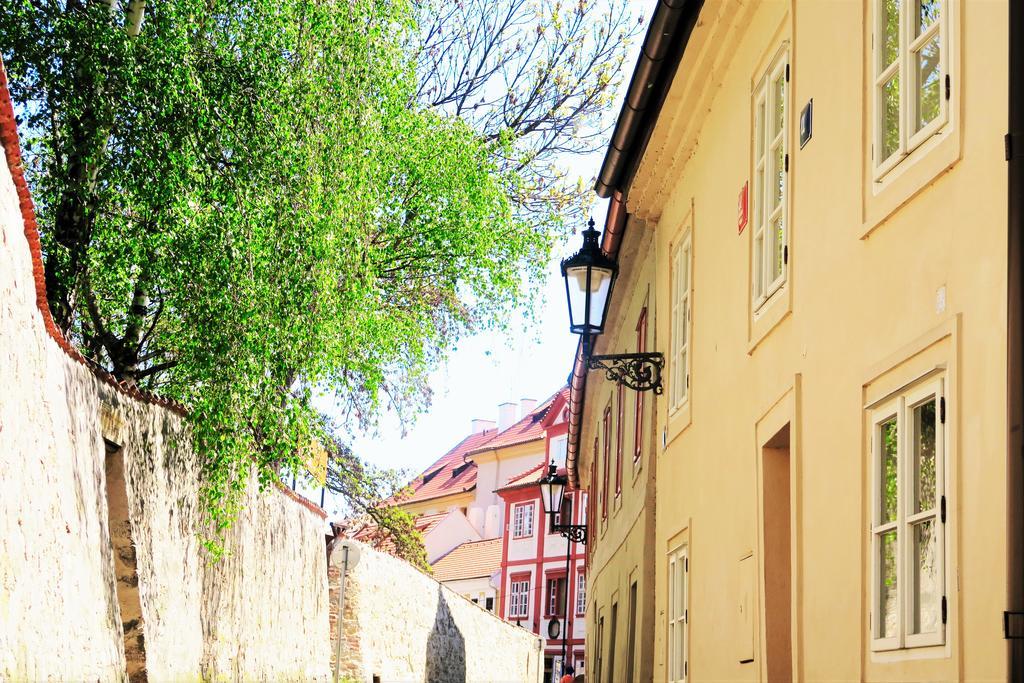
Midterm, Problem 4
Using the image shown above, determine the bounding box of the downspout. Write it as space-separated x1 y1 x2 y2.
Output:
1008 0 1024 673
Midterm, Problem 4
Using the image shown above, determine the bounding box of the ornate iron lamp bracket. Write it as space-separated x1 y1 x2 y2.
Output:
552 523 587 545
586 352 665 394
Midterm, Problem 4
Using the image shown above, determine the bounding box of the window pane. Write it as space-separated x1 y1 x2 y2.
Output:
916 32 941 131
881 73 901 161
680 299 689 346
681 245 690 291
913 397 937 513
880 416 898 523
918 0 940 36
882 0 901 68
753 233 764 298
773 216 784 283
773 143 784 210
756 100 766 158
674 560 683 619
879 529 899 638
912 518 940 634
774 74 785 135
754 168 764 226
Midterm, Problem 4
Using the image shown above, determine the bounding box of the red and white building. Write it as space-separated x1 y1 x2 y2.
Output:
496 389 587 680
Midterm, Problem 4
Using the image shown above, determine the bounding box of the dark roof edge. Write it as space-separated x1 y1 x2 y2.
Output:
595 0 705 198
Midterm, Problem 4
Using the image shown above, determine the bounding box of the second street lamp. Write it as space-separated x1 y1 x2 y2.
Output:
538 462 586 680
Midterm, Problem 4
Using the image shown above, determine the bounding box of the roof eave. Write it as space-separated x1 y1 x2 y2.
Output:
595 0 705 199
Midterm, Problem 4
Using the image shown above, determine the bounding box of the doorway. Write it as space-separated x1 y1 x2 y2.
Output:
761 423 792 682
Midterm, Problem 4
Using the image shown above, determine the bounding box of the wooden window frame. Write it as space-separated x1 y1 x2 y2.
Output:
872 0 948 180
869 377 946 652
615 382 625 496
634 306 648 464
670 231 692 412
602 404 611 520
667 545 689 683
509 573 531 619
546 572 568 618
576 570 587 616
512 501 535 539
751 49 789 312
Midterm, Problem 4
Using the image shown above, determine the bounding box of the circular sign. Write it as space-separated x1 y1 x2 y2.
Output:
547 618 562 640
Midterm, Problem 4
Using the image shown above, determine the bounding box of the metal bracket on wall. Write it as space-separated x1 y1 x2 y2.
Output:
1005 611 1024 639
586 352 665 394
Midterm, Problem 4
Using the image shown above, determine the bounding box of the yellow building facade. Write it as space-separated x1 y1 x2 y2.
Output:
570 1 1010 681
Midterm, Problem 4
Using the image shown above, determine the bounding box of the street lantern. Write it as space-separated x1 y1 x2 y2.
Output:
561 218 618 337
561 217 665 394
539 463 567 516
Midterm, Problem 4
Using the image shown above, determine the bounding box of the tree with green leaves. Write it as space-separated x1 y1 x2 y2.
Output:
0 0 636 561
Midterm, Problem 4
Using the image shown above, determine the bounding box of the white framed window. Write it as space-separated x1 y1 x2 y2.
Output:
546 575 567 617
870 376 946 651
550 434 568 469
668 545 688 683
752 49 789 310
512 502 535 538
576 572 586 616
669 231 692 411
873 0 947 179
580 492 588 525
509 576 531 619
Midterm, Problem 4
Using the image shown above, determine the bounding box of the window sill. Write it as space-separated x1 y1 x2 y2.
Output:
868 641 949 664
664 400 692 450
747 284 791 354
861 123 960 240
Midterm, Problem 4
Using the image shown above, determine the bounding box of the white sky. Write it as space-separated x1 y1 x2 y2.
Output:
310 0 657 517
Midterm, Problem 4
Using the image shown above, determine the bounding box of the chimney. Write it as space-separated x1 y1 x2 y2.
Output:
519 397 538 418
497 402 517 431
471 418 496 434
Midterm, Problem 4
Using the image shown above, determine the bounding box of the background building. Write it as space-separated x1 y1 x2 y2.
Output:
496 389 588 680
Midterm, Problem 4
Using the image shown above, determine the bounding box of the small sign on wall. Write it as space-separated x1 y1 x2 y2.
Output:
737 181 749 234
800 98 813 148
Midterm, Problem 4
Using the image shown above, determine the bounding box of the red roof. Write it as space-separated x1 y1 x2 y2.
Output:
398 428 497 505
503 461 546 487
398 386 568 507
431 538 504 582
464 388 567 456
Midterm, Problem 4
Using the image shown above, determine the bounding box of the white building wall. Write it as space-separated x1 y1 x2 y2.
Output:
423 510 481 563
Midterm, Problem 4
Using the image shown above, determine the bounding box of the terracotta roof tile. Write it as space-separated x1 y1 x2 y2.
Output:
397 428 498 505
463 388 566 456
431 538 504 582
504 461 546 487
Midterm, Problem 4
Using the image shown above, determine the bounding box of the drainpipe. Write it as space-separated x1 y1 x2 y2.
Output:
1007 0 1024 674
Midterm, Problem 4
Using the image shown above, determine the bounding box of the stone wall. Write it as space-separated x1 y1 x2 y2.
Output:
0 66 330 681
329 541 543 683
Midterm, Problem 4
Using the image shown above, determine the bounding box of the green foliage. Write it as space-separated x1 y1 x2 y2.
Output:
1 0 551 546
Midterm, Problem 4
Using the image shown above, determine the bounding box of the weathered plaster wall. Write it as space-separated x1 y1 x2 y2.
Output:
0 77 329 681
329 541 543 683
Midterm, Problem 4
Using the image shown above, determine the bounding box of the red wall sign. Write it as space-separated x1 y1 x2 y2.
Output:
738 182 749 234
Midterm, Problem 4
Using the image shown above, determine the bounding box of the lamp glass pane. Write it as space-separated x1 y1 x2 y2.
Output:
585 266 613 329
544 480 565 515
